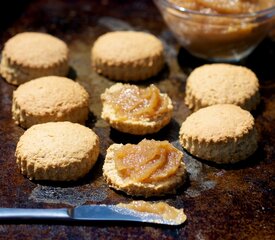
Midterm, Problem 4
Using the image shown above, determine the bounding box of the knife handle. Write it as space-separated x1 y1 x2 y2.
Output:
0 208 71 220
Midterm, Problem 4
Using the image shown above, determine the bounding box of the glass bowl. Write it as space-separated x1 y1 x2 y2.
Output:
154 0 275 62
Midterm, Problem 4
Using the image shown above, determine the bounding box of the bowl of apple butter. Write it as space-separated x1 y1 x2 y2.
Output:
154 0 275 61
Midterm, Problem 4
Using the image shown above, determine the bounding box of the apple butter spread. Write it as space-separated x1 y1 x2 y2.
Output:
118 201 187 225
159 0 275 60
103 84 169 121
113 139 182 183
170 0 273 14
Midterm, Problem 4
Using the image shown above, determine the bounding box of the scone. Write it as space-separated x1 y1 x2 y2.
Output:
179 104 258 164
15 122 100 181
0 32 69 85
103 139 186 197
91 31 164 81
101 83 173 135
185 64 260 111
12 76 89 129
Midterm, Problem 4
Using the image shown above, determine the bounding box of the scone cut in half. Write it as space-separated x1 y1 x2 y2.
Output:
0 32 69 85
185 64 260 111
91 31 164 81
16 122 100 181
101 83 173 135
103 139 186 197
179 104 258 164
12 76 89 129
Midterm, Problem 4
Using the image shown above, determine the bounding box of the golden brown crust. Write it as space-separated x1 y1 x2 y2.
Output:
185 64 260 111
103 143 186 197
0 32 69 85
16 122 100 181
12 76 89 129
101 83 173 135
91 31 164 81
179 104 258 163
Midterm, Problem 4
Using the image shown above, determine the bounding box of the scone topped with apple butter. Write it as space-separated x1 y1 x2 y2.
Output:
103 139 186 197
101 83 173 135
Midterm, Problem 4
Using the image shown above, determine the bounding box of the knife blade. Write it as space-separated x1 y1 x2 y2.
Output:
0 205 182 225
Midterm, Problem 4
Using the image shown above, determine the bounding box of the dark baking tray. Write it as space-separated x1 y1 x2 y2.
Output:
0 0 274 239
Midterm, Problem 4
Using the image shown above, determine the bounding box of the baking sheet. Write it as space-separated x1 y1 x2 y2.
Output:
0 0 274 239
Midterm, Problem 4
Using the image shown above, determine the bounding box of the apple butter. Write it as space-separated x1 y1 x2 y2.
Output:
118 200 187 224
104 84 169 121
113 139 182 183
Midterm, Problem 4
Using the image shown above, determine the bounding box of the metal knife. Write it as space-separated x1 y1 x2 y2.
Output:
0 205 181 225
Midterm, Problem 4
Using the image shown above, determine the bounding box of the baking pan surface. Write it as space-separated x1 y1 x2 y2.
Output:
0 0 274 239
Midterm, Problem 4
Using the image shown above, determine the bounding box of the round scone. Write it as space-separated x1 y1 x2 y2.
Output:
185 64 260 111
179 104 258 164
12 76 89 129
91 31 164 81
0 32 69 85
103 139 186 197
15 122 100 181
101 83 173 135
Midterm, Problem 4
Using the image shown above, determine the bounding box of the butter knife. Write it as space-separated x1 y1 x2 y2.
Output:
0 205 181 225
